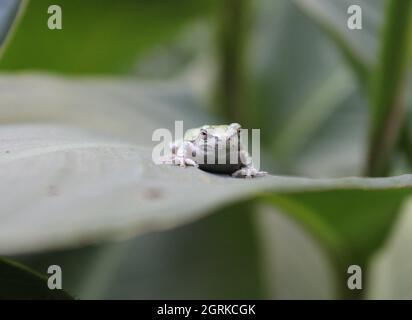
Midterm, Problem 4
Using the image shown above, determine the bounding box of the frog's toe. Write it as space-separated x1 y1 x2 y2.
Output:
232 167 266 178
184 158 198 167
164 155 185 167
254 170 267 177
232 168 249 178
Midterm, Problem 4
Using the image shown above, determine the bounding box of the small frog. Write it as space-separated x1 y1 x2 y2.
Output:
163 123 266 178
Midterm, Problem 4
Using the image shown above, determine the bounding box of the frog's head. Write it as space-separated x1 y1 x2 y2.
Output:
195 123 241 143
185 123 242 171
184 123 242 159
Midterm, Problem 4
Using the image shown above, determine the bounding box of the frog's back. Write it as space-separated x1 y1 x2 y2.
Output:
184 127 201 141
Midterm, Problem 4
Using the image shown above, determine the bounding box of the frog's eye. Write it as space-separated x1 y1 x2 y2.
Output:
200 130 208 139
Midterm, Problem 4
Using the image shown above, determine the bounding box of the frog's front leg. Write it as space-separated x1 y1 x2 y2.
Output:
232 150 266 178
172 141 199 168
232 164 267 178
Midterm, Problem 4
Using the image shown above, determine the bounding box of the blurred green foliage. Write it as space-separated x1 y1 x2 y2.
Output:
367 0 412 176
1 0 412 301
270 189 409 263
0 0 218 74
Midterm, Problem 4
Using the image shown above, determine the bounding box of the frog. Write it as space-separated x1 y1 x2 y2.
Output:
163 123 266 178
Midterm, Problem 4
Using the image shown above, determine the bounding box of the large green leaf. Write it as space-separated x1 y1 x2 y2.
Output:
0 258 72 299
1 74 411 299
0 117 410 258
0 0 218 74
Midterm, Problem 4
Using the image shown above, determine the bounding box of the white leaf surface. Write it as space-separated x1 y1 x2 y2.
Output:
1 124 412 255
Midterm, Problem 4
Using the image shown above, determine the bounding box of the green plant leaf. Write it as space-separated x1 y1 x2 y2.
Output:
0 0 218 74
0 257 72 299
1 74 412 299
1 123 412 299
0 123 411 260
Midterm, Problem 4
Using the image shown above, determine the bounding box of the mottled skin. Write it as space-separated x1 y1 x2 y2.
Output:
163 123 266 178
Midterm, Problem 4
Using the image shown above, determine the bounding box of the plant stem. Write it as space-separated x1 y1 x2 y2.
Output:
366 0 412 177
215 0 250 123
399 119 412 164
